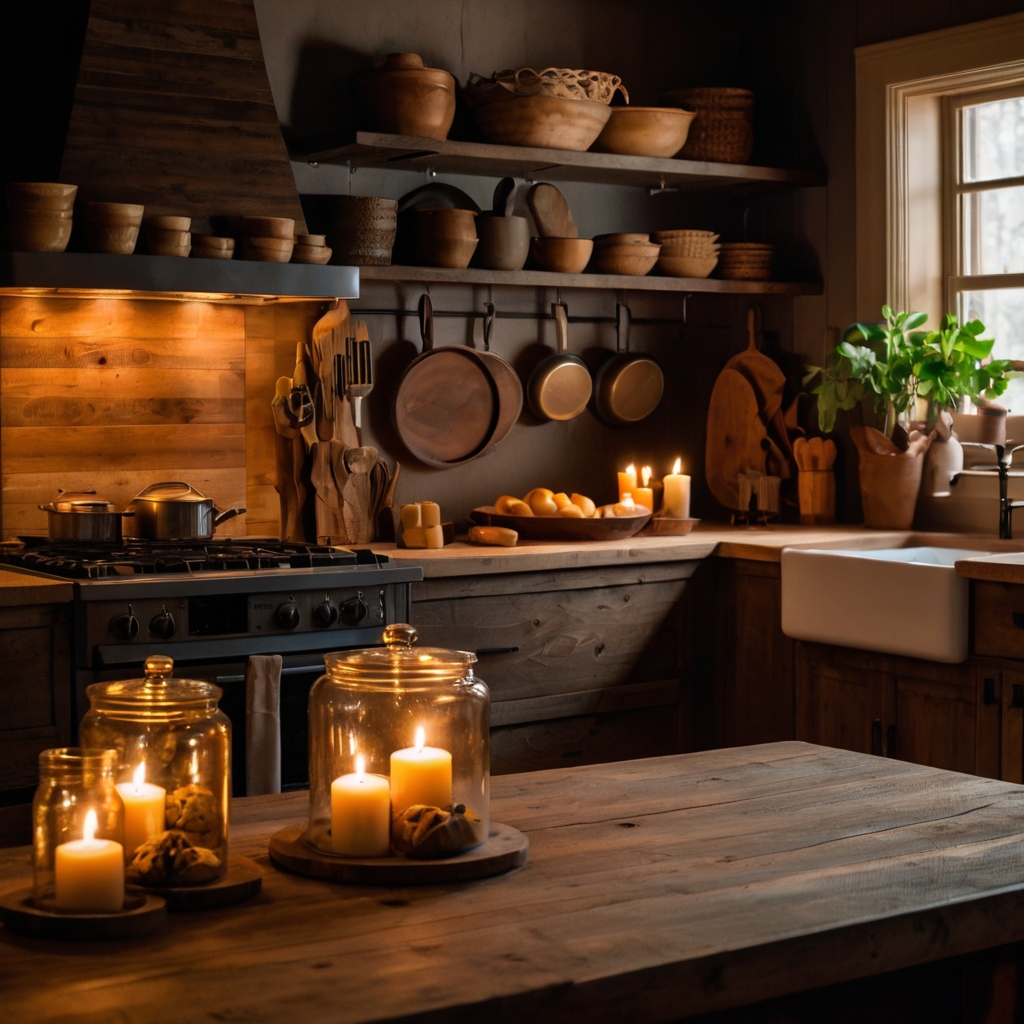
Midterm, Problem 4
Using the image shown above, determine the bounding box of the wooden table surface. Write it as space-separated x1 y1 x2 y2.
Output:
5 742 1024 1023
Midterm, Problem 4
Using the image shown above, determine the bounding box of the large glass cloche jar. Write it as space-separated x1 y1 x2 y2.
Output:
308 623 489 859
78 655 230 885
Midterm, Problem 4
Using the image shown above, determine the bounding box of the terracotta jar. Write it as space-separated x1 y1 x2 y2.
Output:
355 53 456 140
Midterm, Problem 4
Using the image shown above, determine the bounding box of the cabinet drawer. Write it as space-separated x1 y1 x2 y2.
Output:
974 582 1024 658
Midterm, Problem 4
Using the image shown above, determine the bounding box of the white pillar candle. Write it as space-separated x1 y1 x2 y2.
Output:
116 763 166 858
331 754 392 857
54 809 124 913
390 727 452 814
662 458 691 518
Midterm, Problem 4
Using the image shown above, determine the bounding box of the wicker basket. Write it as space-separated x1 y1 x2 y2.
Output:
659 88 753 164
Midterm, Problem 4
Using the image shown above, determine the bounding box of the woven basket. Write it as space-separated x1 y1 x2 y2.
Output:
660 88 753 164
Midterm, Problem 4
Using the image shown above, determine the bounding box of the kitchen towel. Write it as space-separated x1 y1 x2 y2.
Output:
245 654 282 796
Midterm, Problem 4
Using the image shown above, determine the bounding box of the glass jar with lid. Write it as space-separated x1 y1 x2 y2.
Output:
33 747 123 904
308 623 489 858
78 654 230 885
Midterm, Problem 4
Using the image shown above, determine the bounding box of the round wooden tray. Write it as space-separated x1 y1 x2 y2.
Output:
127 854 263 911
471 506 650 541
0 886 167 940
269 822 529 885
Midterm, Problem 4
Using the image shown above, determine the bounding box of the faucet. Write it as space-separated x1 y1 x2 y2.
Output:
959 442 1024 539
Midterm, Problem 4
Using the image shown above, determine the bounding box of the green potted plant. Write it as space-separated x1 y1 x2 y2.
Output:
806 307 1015 528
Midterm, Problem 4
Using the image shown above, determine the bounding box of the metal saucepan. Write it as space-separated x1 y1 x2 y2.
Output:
594 302 665 426
392 294 499 467
38 490 134 543
127 482 246 541
477 302 523 453
528 301 592 421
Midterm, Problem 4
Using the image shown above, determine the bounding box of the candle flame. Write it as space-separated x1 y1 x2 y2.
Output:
355 753 366 778
672 457 681 475
622 495 636 508
132 762 146 792
641 466 652 487
83 808 98 843
414 726 425 753
625 463 635 475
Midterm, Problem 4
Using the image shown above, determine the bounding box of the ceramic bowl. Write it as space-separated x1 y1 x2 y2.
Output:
591 106 696 157
84 202 145 226
6 182 77 212
658 255 718 278
145 227 191 256
192 234 235 251
401 208 478 269
241 216 295 240
295 234 326 247
7 208 73 252
192 246 235 260
475 214 530 271
242 235 295 262
529 236 593 274
594 233 651 245
355 53 456 141
144 215 191 232
291 244 333 265
471 94 611 152
593 247 660 276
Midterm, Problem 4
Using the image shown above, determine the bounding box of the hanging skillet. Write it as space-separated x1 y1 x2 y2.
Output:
594 301 665 426
392 294 499 468
476 302 523 453
527 301 592 421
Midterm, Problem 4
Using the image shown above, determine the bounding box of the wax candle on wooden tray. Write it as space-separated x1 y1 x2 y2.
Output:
617 464 637 503
390 727 452 814
662 458 691 518
54 809 124 913
331 754 391 857
116 763 165 859
634 466 655 511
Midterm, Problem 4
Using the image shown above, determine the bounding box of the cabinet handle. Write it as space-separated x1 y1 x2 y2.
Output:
474 647 520 657
887 724 897 756
1013 613 1024 629
871 719 883 756
1013 684 1024 710
984 678 998 706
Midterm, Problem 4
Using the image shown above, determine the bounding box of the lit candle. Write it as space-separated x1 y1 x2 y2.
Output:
634 466 654 511
54 809 124 913
390 726 452 814
331 754 392 857
617 464 637 503
116 763 166 859
662 458 691 518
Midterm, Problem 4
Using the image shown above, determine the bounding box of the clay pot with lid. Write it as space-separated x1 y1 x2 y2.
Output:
354 53 456 140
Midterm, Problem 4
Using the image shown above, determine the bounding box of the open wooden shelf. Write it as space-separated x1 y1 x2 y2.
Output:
0 251 360 302
293 131 825 194
359 264 822 295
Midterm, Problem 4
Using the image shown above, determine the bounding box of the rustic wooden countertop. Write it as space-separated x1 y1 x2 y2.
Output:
368 523 1016 578
5 742 1024 1023
0 568 72 606
955 550 1024 584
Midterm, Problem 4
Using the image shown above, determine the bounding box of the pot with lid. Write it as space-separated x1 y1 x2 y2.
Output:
38 489 134 543
126 482 245 541
307 623 490 859
78 654 231 886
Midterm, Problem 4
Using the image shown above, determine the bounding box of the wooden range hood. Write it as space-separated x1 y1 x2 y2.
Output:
1 0 357 301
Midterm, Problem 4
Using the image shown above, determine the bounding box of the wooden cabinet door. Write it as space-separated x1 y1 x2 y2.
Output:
975 658 1024 783
892 661 976 775
795 642 895 756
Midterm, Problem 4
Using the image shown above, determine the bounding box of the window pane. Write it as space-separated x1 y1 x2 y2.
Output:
959 288 1024 412
961 185 1024 274
962 95 1024 183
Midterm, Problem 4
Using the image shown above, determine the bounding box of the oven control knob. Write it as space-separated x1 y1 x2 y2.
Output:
110 611 139 641
313 601 338 627
149 609 176 640
276 601 300 630
340 598 368 626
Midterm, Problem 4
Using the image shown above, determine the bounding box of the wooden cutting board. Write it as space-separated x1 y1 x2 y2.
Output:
725 306 786 422
705 367 768 510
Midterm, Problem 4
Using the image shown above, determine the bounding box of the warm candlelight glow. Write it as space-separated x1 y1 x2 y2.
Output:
117 763 165 857
82 808 98 843
626 463 635 475
662 459 691 518
132 762 146 792
54 807 124 912
634 467 655 511
641 466 652 487
414 726 426 753
672 457 682 475
355 753 366 778
391 727 452 815
622 495 636 508
331 752 391 856
618 464 639 502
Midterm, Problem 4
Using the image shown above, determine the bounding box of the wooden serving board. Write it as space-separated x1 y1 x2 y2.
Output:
0 887 167 940
127 854 263 911
704 367 767 510
268 823 529 885
471 506 650 541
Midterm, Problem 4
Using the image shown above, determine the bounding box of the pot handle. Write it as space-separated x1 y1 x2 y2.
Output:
553 301 569 354
213 507 247 526
483 301 495 352
134 481 196 499
418 293 434 353
616 301 631 354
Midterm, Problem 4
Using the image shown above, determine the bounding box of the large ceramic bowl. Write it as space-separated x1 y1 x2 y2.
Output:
471 94 612 152
591 106 696 158
355 53 456 140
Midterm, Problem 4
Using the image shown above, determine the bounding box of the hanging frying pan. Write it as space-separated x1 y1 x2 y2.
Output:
392 294 499 468
594 302 665 426
477 302 523 453
527 302 592 421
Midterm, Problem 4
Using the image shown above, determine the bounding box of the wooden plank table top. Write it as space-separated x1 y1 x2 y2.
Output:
0 568 72 606
5 742 1024 1023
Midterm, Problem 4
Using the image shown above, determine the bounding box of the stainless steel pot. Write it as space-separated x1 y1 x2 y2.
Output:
127 482 245 541
38 490 134 543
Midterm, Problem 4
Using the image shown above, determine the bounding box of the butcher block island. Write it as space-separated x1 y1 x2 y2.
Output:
3 744 1024 1022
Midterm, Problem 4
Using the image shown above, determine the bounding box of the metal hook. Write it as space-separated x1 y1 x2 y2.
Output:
418 293 434 352
616 301 631 353
483 302 495 352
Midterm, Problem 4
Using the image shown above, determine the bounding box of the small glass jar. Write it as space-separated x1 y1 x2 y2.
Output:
78 655 231 885
33 748 123 904
308 623 489 857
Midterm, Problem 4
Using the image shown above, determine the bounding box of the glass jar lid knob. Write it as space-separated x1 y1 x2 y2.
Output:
144 654 174 680
382 623 418 649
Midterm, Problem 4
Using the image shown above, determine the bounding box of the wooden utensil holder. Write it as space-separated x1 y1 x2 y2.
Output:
798 469 835 525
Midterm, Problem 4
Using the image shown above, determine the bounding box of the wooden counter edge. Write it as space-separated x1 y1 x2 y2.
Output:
0 569 72 606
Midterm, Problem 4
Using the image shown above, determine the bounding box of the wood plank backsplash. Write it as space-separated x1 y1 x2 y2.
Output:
0 296 256 538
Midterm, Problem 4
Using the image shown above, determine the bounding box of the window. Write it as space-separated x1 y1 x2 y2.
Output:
947 87 1024 411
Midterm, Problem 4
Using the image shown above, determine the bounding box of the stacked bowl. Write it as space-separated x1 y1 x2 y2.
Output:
716 242 774 280
653 230 719 278
6 183 77 252
592 233 660 276
192 234 235 260
241 217 294 262
83 202 145 254
144 215 191 257
291 233 332 265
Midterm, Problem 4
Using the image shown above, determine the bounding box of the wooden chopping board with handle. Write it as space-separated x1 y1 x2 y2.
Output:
705 367 768 510
725 305 786 422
